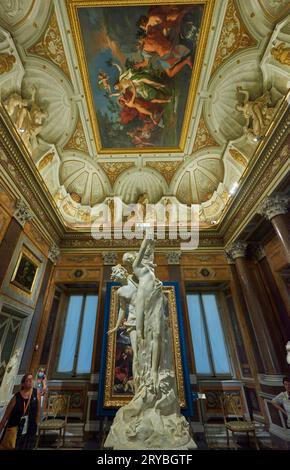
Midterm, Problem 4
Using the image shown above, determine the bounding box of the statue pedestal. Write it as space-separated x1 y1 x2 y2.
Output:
104 372 196 450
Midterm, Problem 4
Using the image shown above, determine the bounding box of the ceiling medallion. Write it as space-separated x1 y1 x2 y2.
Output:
66 0 214 154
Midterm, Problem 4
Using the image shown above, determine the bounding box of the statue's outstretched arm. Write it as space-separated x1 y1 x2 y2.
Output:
133 237 154 269
107 297 126 335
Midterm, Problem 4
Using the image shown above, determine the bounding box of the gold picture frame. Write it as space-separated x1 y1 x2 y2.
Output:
104 284 186 408
10 246 40 296
66 0 215 154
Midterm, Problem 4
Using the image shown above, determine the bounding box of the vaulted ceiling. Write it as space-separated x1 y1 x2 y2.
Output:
0 0 289 233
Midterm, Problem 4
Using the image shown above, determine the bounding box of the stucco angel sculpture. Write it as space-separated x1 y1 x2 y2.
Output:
3 86 48 153
236 87 281 140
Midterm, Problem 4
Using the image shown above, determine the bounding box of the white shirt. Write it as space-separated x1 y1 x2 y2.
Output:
272 392 290 426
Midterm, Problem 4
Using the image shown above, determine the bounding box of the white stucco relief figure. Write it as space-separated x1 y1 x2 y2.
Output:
105 237 196 450
0 348 21 404
3 86 48 153
286 341 290 365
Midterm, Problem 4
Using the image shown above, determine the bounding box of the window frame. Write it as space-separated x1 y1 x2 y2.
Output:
186 289 233 379
52 291 98 380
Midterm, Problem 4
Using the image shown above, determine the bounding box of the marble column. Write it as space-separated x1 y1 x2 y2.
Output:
258 194 290 265
225 252 263 374
0 199 33 286
226 241 281 374
250 244 287 372
252 243 290 343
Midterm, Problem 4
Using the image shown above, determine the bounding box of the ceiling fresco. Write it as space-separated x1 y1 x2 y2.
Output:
0 0 289 233
68 1 211 153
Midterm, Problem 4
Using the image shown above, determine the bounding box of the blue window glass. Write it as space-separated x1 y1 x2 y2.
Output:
186 292 231 376
57 295 83 373
76 295 98 374
57 293 98 376
186 294 211 374
202 294 231 374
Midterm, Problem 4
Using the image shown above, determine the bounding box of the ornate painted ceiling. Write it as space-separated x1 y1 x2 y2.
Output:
0 0 289 233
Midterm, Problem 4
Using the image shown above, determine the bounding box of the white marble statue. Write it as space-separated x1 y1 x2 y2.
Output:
0 348 21 404
104 237 196 450
286 341 290 365
108 263 138 384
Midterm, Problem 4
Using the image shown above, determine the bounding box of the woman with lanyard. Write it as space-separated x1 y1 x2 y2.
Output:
0 373 40 450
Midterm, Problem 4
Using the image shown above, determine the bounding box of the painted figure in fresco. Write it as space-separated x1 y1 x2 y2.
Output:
97 71 112 94
111 63 171 103
135 31 193 78
137 5 192 35
117 84 168 125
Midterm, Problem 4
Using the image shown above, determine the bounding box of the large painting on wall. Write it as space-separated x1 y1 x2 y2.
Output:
67 0 213 153
97 282 193 416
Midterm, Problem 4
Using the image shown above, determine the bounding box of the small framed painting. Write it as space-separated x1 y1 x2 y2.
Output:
10 247 40 295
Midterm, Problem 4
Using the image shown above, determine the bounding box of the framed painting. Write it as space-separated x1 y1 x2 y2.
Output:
97 281 193 416
10 246 40 295
66 0 214 153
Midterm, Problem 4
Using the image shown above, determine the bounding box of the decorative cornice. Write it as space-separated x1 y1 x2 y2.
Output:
13 198 33 227
166 251 181 265
48 243 60 264
226 241 248 260
0 105 63 243
221 102 290 244
257 193 289 220
102 252 117 265
229 148 247 167
211 0 257 76
60 232 224 250
27 9 70 79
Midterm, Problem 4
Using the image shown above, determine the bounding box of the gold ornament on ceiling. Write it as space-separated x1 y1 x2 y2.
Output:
145 161 182 185
70 191 82 203
37 152 54 171
229 148 247 167
27 10 70 78
211 0 257 75
191 116 218 154
0 53 16 74
99 162 135 186
63 118 89 153
271 43 290 67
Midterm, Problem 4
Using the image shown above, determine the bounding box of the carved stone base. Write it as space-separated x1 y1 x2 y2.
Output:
104 371 196 450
